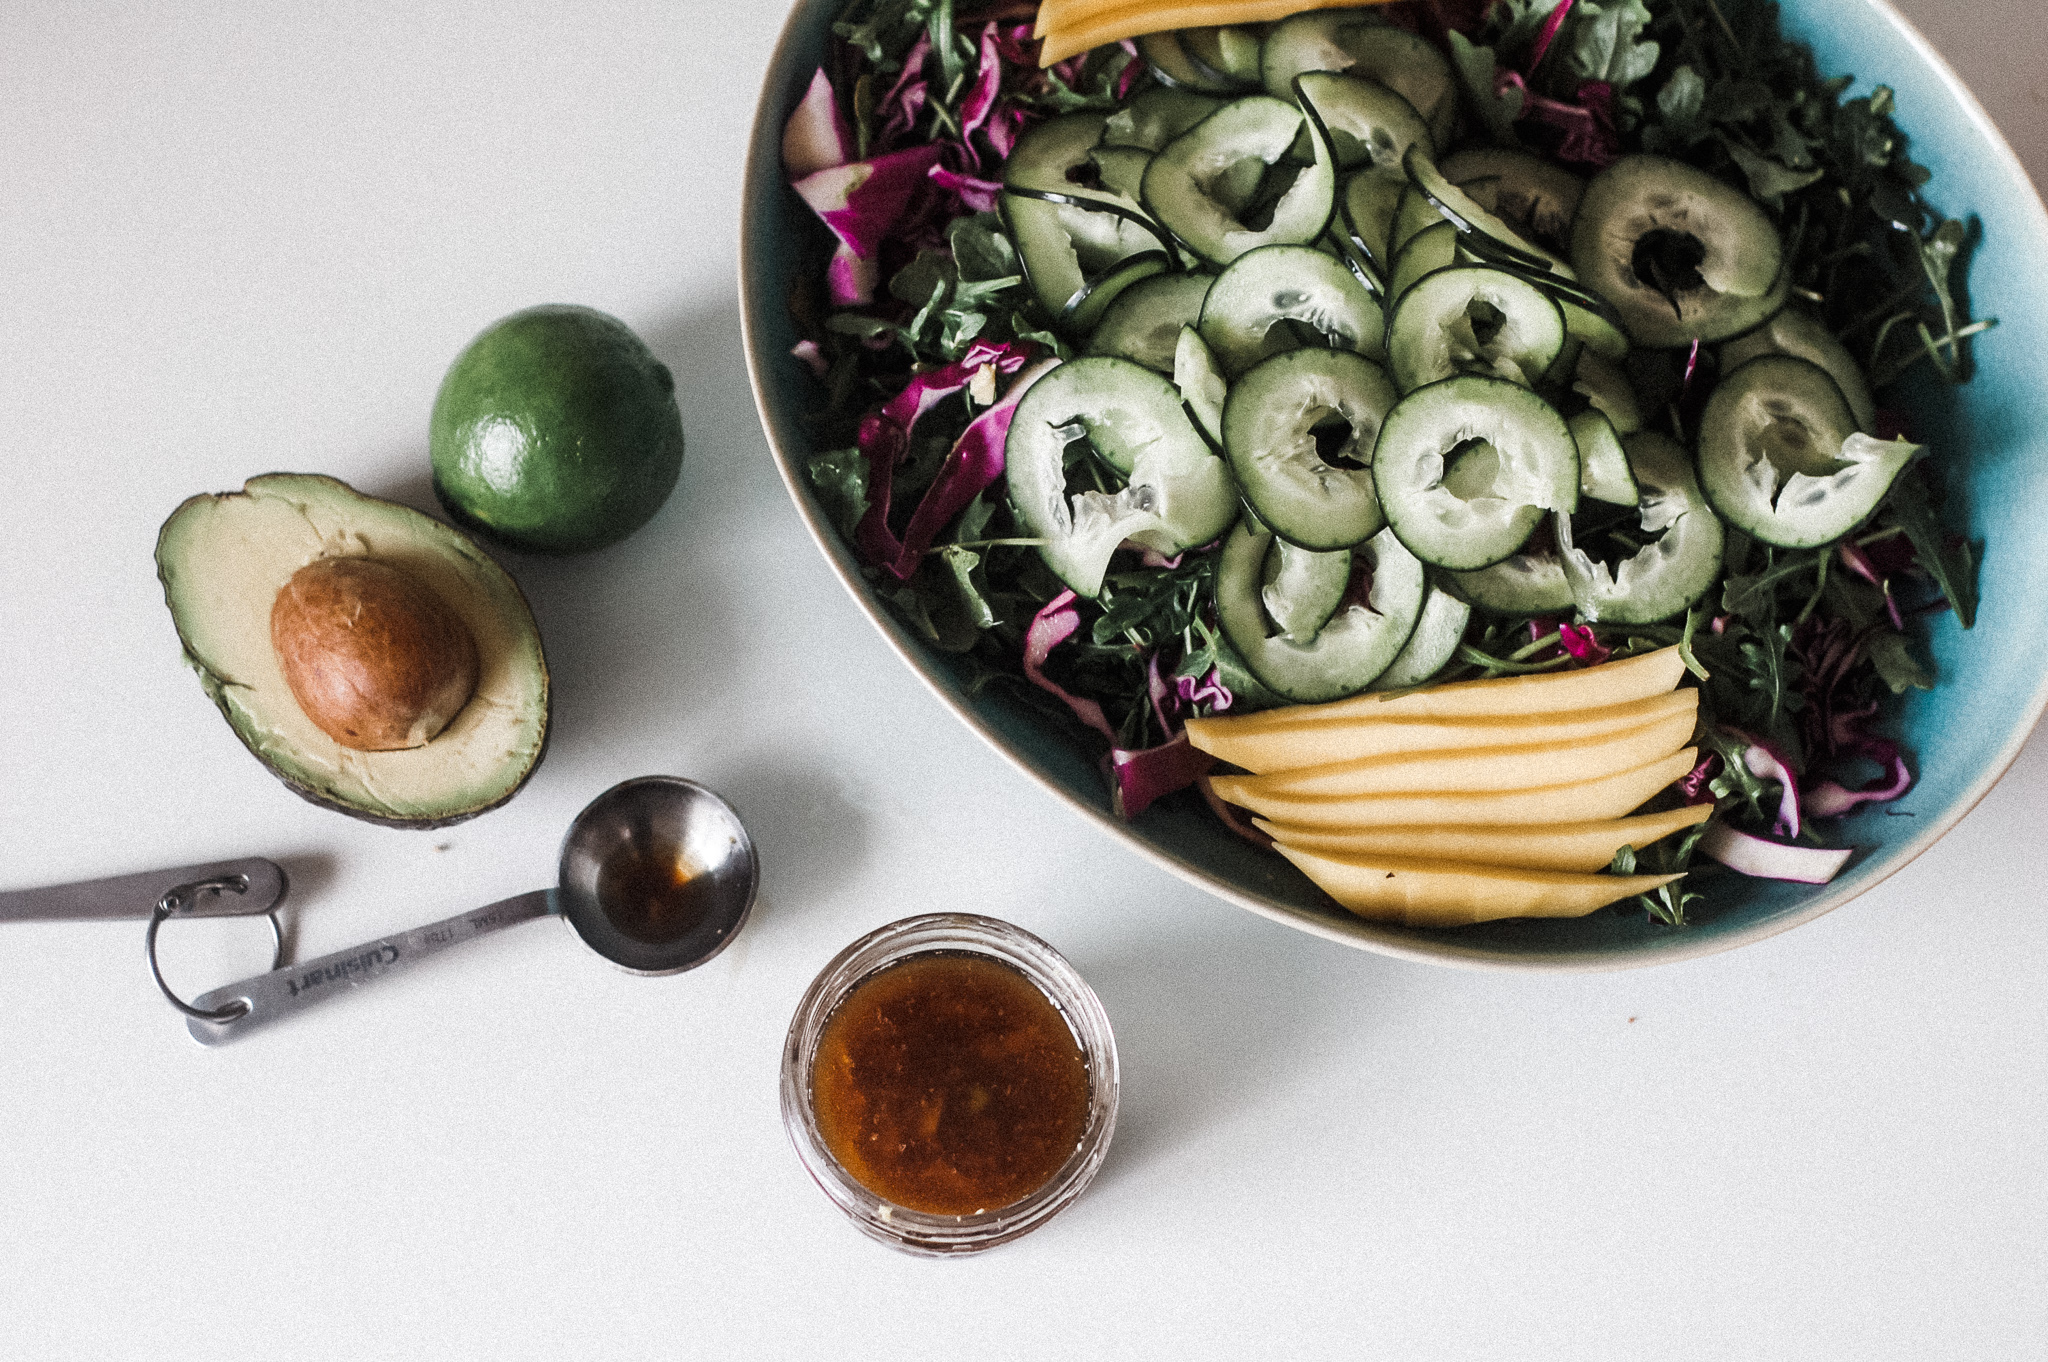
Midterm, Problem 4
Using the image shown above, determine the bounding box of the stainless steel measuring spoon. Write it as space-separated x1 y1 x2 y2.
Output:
0 858 290 1022
181 776 758 1045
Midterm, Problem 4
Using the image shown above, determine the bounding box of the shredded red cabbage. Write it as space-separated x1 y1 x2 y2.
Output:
1791 619 1919 816
1678 751 1721 805
1698 824 1854 884
888 355 1056 580
853 340 1042 577
1108 734 1214 819
1724 728 1803 838
1494 70 1620 168
792 143 948 266
782 68 856 179
1024 590 1117 743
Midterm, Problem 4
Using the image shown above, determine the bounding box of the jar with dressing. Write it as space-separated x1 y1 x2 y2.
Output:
779 914 1119 1255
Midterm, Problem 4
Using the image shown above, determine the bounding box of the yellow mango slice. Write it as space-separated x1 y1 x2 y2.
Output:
1218 708 1696 799
1188 687 1696 775
1201 646 1686 735
1256 803 1714 873
1273 843 1686 927
1212 747 1698 828
1038 0 1372 63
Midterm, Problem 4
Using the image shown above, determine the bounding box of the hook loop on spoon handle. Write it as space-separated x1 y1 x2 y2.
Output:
183 889 556 1046
0 858 286 922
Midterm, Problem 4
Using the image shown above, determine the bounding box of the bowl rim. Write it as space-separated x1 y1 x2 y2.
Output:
738 0 2048 972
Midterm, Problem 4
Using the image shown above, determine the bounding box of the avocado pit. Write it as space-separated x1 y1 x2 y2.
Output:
271 557 480 751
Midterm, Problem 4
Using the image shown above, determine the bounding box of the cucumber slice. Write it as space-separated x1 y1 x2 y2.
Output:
1553 291 1631 361
1173 324 1229 446
1216 519 1427 702
1088 144 1155 202
1388 220 1461 303
1088 271 1214 371
1338 170 1405 278
1572 154 1790 349
1386 265 1568 392
1183 25 1265 87
1447 546 1575 615
1260 11 1456 151
1373 374 1580 570
1326 228 1385 304
1262 538 1352 642
1401 148 1631 360
1221 347 1398 550
1291 71 1430 176
1573 349 1643 434
1569 409 1639 506
1005 111 1131 203
1062 250 1171 335
1557 433 1725 623
1719 307 1877 432
1209 627 1287 712
1440 148 1585 253
1102 87 1224 152
1136 30 1243 95
1006 358 1240 596
1198 243 1385 375
1697 354 1917 548
1368 585 1472 690
1403 146 1560 275
1390 183 1443 258
1142 95 1337 266
1002 114 1168 318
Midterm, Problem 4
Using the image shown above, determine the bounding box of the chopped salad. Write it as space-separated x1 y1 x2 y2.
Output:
781 0 1988 926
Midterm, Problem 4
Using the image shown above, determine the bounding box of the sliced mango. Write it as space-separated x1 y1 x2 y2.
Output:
1256 803 1714 873
1188 687 1696 775
1272 843 1685 927
1038 0 1371 63
1211 747 1698 828
1203 646 1686 734
1224 708 1696 799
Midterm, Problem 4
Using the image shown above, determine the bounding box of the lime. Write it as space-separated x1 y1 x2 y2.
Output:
430 305 684 554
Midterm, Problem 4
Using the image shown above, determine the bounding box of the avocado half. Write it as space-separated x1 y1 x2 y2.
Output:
156 473 551 827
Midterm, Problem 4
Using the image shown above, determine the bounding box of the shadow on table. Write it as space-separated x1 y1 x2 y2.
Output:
362 295 868 912
1074 916 1402 1186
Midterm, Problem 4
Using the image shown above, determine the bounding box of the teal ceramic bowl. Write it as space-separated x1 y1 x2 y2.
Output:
740 2 2048 969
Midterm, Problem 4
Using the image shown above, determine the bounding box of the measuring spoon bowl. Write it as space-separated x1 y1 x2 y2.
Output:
182 777 758 1045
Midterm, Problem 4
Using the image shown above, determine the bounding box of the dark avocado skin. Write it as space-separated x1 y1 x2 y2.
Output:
155 473 552 831
430 305 685 555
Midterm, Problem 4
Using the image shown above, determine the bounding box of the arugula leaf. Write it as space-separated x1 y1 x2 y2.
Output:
1489 0 1569 55
1646 63 1710 149
1563 0 1662 88
834 0 941 72
1720 135 1825 207
1447 32 1526 147
1700 725 1773 824
1864 631 1935 694
949 213 1018 282
805 447 869 540
1884 469 1979 627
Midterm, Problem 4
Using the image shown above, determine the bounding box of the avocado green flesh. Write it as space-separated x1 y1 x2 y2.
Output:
156 474 550 826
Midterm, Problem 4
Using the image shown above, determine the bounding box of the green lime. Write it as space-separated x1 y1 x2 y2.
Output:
430 304 684 554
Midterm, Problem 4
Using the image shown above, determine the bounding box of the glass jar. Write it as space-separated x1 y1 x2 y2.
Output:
779 913 1119 1256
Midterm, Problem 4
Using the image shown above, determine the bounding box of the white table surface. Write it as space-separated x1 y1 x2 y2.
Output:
4 3 2045 1358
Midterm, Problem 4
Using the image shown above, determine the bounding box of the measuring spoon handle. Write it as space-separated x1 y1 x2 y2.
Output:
0 858 287 922
183 889 555 1045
